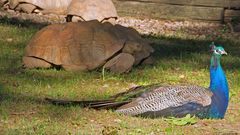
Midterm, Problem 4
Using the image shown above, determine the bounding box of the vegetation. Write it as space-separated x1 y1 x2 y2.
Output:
0 19 240 134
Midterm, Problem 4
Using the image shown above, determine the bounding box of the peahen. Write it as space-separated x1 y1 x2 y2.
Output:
45 43 229 119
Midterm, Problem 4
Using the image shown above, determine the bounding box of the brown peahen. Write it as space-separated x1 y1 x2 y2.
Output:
46 43 229 119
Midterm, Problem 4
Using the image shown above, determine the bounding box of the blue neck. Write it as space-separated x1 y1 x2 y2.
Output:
209 55 229 119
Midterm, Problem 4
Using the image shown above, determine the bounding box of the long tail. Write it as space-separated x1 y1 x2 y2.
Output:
45 98 130 109
45 84 161 110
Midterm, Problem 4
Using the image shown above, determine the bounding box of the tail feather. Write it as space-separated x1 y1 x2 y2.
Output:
45 98 112 106
45 84 161 110
45 98 130 109
90 101 130 109
109 86 143 99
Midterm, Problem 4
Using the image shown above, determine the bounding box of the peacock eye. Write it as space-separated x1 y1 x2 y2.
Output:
214 49 221 55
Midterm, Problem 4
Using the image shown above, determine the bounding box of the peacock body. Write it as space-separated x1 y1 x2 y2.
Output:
115 85 212 118
46 43 229 119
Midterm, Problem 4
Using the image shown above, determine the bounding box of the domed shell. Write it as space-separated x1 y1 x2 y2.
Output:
8 0 72 14
67 0 118 22
23 20 124 71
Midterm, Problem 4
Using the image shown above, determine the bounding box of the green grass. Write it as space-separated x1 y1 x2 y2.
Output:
0 20 240 135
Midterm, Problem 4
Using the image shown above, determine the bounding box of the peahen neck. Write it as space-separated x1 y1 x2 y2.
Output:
209 54 229 119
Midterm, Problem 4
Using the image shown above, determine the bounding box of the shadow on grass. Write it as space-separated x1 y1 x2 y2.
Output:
149 35 240 58
148 35 240 70
0 16 48 29
0 83 4 102
0 86 77 122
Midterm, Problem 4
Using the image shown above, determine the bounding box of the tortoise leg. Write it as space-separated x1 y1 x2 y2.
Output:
66 15 73 22
66 15 84 22
101 17 117 25
104 53 135 74
23 56 51 69
141 56 155 65
72 16 84 22
33 9 43 15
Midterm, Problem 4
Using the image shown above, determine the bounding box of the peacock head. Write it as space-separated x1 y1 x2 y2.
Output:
210 42 227 57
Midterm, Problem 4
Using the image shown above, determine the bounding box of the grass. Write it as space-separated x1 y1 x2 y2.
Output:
0 19 240 135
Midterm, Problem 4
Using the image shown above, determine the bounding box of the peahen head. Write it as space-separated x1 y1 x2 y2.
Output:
209 42 229 119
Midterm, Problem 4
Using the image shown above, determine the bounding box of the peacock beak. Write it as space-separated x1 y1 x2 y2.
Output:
221 50 227 55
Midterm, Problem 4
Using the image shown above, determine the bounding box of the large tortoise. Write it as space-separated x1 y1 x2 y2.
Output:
2 0 118 23
23 20 154 73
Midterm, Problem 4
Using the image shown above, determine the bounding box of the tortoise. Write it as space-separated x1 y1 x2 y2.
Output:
4 0 118 23
8 0 71 14
23 20 154 73
66 0 118 23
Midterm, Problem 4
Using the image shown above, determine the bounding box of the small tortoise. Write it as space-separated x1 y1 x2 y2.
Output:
66 0 118 23
3 0 118 23
23 20 154 73
8 0 71 14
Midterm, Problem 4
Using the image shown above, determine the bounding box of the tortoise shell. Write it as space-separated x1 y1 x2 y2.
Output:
8 0 71 14
7 0 118 22
23 21 154 73
23 20 124 71
66 0 118 22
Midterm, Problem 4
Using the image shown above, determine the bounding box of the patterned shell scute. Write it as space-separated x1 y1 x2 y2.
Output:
67 0 118 21
116 85 212 116
73 21 124 69
24 24 64 65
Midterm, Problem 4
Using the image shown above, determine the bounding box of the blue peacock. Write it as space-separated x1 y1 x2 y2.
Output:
46 43 229 119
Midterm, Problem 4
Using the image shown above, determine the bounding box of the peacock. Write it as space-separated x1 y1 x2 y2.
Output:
45 43 229 119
